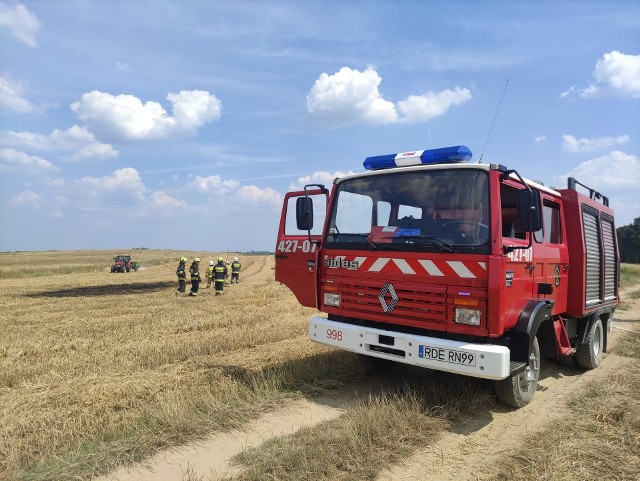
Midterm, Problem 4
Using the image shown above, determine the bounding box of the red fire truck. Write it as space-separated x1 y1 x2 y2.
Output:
275 145 619 407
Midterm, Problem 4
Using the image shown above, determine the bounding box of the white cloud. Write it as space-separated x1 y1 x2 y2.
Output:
396 87 472 122
0 76 34 113
2 125 118 161
0 148 58 173
288 170 356 191
148 191 186 209
193 175 240 194
191 174 282 207
562 51 640 99
563 151 640 188
534 135 547 143
233 185 282 206
306 67 471 127
75 168 145 202
0 2 40 47
167 90 222 132
67 143 118 162
70 90 222 141
8 190 42 209
307 67 398 126
562 134 630 153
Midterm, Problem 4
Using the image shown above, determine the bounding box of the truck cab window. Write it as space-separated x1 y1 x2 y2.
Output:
543 200 562 244
500 183 526 240
326 169 489 250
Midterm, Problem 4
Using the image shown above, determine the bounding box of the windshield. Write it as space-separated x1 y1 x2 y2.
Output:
326 168 489 251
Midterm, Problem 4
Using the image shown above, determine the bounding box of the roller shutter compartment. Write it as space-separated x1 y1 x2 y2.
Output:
602 216 617 302
582 208 601 307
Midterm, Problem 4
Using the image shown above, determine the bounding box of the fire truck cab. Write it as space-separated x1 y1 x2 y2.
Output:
275 146 619 407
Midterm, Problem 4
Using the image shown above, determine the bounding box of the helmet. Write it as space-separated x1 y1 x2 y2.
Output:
234 257 238 261
209 260 214 265
194 257 200 263
217 257 223 263
180 257 187 263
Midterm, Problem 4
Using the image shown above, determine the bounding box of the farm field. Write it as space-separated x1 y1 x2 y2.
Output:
1 251 639 481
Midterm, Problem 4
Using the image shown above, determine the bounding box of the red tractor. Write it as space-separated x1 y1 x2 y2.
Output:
111 255 134 273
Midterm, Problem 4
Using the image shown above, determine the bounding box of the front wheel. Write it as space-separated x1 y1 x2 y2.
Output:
575 317 604 369
494 337 540 408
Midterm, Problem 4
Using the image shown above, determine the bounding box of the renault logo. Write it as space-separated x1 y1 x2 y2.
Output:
378 283 399 313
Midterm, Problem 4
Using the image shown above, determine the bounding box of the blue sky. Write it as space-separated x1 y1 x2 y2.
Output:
1 0 639 252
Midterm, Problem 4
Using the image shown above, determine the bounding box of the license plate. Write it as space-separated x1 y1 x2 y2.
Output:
418 345 476 366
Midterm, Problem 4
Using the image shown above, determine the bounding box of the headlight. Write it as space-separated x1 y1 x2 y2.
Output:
323 292 341 307
455 307 481 326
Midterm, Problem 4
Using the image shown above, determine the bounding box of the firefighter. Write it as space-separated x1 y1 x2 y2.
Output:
213 257 227 295
206 260 214 288
230 257 241 283
176 257 187 294
189 257 201 296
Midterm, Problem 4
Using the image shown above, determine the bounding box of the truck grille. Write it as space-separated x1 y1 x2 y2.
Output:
340 279 447 325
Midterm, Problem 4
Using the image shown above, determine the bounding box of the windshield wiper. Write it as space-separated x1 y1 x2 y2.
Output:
356 233 378 250
386 234 453 252
327 231 378 250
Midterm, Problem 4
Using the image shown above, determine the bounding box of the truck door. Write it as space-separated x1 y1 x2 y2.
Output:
275 188 328 308
541 197 569 313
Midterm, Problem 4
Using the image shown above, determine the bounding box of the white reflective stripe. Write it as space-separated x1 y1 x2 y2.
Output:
353 257 367 268
418 259 444 276
369 258 390 271
447 261 475 278
394 157 421 167
478 262 486 270
393 258 416 274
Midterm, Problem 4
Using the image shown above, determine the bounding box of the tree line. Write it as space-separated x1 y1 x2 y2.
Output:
618 217 640 263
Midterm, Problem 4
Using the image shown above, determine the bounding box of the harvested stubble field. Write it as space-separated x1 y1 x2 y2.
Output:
1 252 639 481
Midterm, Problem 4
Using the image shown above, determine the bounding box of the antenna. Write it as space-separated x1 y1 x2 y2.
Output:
428 131 434 148
479 79 509 163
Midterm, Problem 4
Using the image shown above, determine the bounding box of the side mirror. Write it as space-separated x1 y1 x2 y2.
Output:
296 197 313 231
517 189 542 232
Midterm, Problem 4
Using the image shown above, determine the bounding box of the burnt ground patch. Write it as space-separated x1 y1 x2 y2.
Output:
29 281 175 298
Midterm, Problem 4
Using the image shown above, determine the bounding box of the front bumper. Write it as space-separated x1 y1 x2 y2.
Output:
309 316 510 380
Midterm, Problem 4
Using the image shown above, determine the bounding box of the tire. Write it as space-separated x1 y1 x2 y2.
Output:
575 318 604 369
494 337 540 408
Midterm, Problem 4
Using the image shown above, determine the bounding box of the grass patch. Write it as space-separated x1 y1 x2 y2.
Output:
614 331 640 359
621 263 640 288
229 391 446 481
485 333 640 481
228 373 494 481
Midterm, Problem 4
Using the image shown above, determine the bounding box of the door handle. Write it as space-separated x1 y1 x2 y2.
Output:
525 264 536 271
275 254 288 259
562 264 570 271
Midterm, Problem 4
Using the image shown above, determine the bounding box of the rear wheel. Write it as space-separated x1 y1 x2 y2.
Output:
494 337 540 408
576 318 604 369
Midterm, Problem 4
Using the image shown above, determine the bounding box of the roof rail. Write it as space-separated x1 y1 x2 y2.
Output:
567 177 609 206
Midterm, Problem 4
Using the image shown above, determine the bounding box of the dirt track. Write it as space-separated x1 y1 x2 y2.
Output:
99 287 640 481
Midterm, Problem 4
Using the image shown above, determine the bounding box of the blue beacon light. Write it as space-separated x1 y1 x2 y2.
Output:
363 145 472 170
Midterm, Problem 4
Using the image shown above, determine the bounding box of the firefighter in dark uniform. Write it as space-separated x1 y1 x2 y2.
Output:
189 257 201 296
176 257 187 294
213 257 227 295
231 257 241 283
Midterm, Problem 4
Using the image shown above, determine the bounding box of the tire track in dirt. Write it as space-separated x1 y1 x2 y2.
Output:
96 377 397 481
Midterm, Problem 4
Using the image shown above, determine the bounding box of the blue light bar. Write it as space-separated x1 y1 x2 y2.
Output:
363 145 472 170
